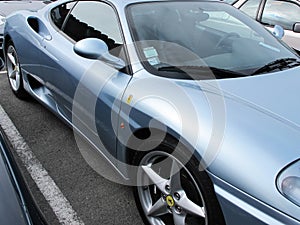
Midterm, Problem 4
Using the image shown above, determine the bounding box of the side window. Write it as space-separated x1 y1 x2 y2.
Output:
239 0 261 19
50 2 76 29
62 1 123 50
261 0 300 30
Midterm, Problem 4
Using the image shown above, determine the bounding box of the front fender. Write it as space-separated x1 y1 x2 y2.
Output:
116 71 219 174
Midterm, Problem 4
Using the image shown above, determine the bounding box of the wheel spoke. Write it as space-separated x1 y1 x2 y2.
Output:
9 70 17 79
7 52 16 66
178 193 205 218
169 159 182 191
147 197 169 217
15 73 20 89
173 211 186 225
142 165 169 194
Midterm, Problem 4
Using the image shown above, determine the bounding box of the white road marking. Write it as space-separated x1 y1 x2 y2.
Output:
0 71 6 75
0 105 85 225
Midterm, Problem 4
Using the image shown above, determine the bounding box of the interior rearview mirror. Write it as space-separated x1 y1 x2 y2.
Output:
272 25 284 39
293 22 300 33
74 38 125 70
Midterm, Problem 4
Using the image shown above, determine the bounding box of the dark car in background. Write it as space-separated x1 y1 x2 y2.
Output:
0 123 47 225
0 0 50 59
232 0 300 53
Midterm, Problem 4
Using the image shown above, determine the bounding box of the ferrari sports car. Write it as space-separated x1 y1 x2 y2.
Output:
3 0 300 224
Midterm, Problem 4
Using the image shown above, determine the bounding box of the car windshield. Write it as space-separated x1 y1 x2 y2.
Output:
126 1 299 79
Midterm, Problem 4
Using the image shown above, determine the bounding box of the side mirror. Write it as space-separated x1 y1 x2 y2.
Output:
74 38 125 70
0 58 4 71
272 25 284 39
293 22 300 33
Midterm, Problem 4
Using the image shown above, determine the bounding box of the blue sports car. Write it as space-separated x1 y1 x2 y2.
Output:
3 0 300 224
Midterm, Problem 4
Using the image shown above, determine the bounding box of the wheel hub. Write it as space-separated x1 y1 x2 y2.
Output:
166 195 175 208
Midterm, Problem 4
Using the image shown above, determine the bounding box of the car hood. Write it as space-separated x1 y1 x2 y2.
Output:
216 67 300 129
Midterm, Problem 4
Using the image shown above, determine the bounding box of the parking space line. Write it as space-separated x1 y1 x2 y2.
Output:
0 71 6 75
0 105 85 225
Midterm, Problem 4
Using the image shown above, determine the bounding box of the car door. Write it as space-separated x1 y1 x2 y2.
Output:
39 1 132 158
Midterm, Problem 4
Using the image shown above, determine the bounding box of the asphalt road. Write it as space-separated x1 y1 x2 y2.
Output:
0 71 143 225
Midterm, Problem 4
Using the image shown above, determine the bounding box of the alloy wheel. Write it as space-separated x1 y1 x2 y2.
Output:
137 151 207 225
6 45 21 91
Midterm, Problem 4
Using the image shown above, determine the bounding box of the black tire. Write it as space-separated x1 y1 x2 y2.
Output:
132 136 225 225
5 41 29 99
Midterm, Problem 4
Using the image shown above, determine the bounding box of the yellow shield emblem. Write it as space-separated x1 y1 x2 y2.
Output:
166 195 175 207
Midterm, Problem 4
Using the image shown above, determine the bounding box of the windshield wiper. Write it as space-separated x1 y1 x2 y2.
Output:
252 58 300 75
157 65 245 79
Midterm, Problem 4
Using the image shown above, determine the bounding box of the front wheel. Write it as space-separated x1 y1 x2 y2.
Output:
133 137 225 225
6 42 28 99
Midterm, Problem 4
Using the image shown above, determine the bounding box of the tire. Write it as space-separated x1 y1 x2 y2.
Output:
132 137 225 225
5 41 29 99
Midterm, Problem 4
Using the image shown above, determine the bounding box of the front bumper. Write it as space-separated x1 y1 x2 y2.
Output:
209 172 300 225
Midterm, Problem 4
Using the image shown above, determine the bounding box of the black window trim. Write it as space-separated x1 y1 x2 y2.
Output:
48 0 78 32
238 0 266 21
49 0 133 75
61 1 78 31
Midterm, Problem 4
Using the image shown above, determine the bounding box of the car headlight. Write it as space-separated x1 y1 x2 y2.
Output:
277 160 300 207
0 14 6 26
